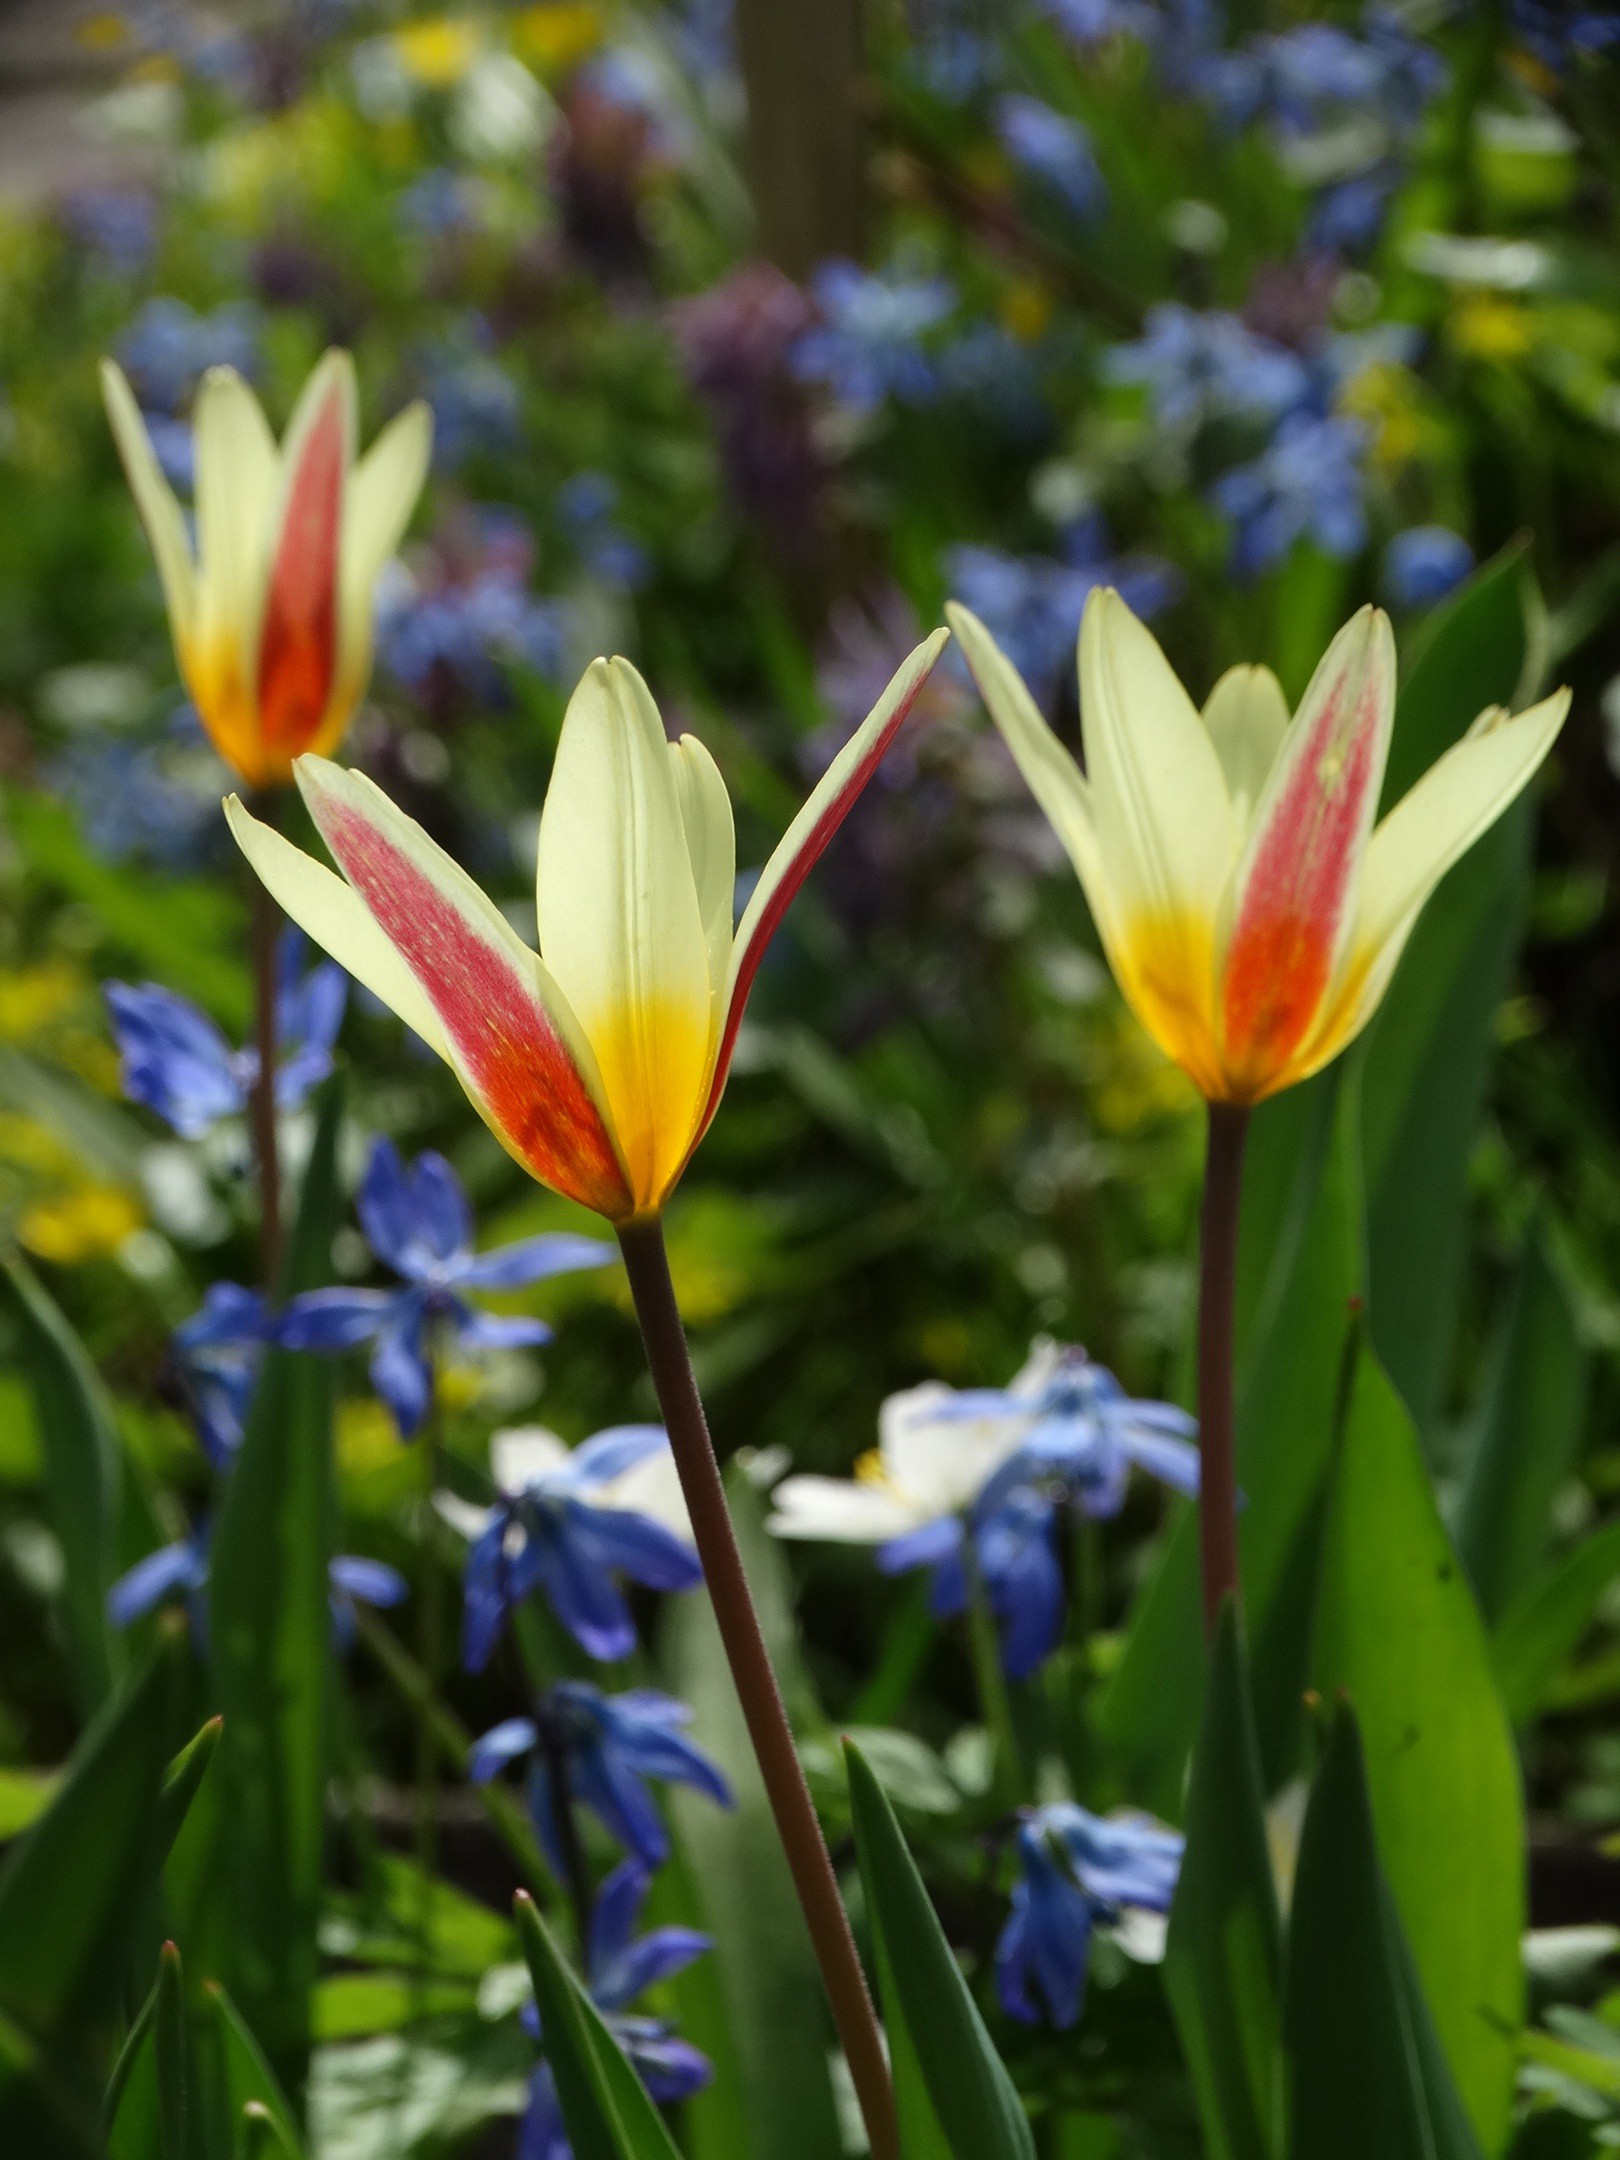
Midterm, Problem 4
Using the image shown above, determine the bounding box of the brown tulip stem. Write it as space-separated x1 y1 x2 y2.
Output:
616 1217 899 2160
247 794 283 1290
1197 1101 1249 1637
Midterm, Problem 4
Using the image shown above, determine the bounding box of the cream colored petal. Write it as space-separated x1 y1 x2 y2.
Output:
880 1382 1028 1515
594 1446 693 1542
100 359 196 644
192 365 279 680
491 1425 572 1495
1356 689 1569 956
536 657 714 1212
224 794 449 1056
1080 587 1238 927
668 732 736 1006
765 1475 922 1543
947 603 1107 906
1201 664 1291 832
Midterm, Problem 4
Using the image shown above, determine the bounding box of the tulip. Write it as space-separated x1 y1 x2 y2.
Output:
224 632 947 1221
950 586 1570 1637
101 350 432 791
948 589 1569 1106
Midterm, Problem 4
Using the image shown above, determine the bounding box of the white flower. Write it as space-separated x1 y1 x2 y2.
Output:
766 1382 1028 1545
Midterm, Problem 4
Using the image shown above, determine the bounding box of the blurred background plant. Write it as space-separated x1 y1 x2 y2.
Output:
4 0 1620 2154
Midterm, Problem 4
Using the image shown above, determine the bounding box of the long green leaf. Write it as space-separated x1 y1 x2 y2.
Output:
661 1466 843 2160
1312 1347 1523 2151
1455 1217 1588 1625
1491 1519 1620 1723
1362 544 1535 1445
845 1740 1035 2160
153 1945 186 2160
207 1077 342 2106
1283 1709 1483 2160
0 1250 121 1714
0 1631 182 2142
1101 1071 1363 1807
513 1891 684 2160
1162 1600 1282 2160
204 1981 306 2159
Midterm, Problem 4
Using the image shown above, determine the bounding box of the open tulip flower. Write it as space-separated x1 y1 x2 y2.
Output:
225 633 948 1220
949 590 1570 1104
102 349 432 790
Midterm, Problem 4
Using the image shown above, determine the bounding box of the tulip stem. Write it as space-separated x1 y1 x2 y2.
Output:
247 794 282 1289
1196 1102 1249 1638
616 1217 900 2160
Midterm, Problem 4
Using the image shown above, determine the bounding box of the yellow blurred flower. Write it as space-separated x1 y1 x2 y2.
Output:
20 1185 142 1264
513 3 602 74
0 963 85 1041
393 16 484 87
1337 360 1422 470
75 12 131 52
1001 278 1055 344
337 1396 401 1479
1450 294 1536 363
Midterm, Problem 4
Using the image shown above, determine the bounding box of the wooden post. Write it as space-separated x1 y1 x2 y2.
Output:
733 0 867 276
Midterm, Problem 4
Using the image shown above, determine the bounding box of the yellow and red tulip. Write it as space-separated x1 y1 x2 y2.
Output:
224 633 948 1220
949 590 1569 1105
101 350 432 792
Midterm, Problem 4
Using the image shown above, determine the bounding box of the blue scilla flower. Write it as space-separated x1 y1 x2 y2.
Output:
399 167 483 240
280 1139 613 1438
171 1283 276 1469
1036 0 1159 44
63 188 158 275
377 508 572 707
790 260 957 416
50 706 224 872
945 516 1180 713
469 1681 733 1873
1509 0 1620 70
1103 303 1309 432
422 328 523 471
968 1342 1201 1521
117 297 258 418
556 472 650 592
107 930 346 1142
109 1521 408 1648
1209 409 1369 579
997 1802 1183 2028
1383 525 1474 612
441 1424 700 1669
518 1858 712 2160
994 95 1108 223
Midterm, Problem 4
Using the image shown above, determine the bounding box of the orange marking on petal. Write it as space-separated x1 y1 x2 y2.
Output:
257 387 344 762
322 803 633 1218
1219 662 1382 1097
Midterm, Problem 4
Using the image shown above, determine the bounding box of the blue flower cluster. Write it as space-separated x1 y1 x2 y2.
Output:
108 930 346 1141
883 1344 1199 1681
791 260 958 415
378 507 574 708
116 297 260 489
997 1802 1183 2027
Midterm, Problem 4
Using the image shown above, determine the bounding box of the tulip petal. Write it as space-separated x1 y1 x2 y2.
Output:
537 659 715 1212
257 352 354 766
947 603 1105 899
325 398 433 757
290 757 634 1217
668 733 736 1005
706 628 950 1130
1217 605 1395 1097
100 359 196 647
1200 663 1290 831
1295 687 1570 1082
225 797 449 1056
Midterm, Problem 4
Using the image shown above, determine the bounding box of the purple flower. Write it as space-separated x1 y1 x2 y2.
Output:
280 1138 612 1437
790 260 957 415
107 930 346 1141
469 1681 732 1873
519 1858 712 2160
997 1802 1183 2028
1209 409 1369 578
670 262 822 535
994 95 1108 222
443 1425 699 1670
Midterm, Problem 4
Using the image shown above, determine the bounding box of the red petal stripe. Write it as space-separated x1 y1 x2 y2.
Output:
320 801 632 1217
1219 657 1382 1090
257 385 344 760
